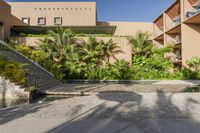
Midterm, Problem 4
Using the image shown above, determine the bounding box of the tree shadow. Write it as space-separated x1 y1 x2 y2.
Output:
48 90 200 133
45 83 108 94
0 102 51 125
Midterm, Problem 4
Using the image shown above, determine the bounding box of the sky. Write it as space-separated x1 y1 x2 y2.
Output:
5 0 175 22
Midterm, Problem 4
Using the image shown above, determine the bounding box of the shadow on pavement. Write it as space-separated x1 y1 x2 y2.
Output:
0 102 50 125
48 90 200 133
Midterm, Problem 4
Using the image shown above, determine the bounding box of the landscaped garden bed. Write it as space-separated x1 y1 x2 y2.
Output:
9 27 200 81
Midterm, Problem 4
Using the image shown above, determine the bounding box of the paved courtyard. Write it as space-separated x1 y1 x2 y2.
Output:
1 89 200 133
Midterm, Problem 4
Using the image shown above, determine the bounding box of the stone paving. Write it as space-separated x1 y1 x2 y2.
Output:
1 91 200 133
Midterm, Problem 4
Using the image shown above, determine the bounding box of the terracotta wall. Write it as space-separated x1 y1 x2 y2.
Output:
9 37 132 63
0 1 11 39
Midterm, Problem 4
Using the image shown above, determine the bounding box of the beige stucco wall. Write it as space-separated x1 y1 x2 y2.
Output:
8 2 96 26
182 23 200 66
10 37 132 64
0 1 11 39
98 22 153 37
154 24 163 38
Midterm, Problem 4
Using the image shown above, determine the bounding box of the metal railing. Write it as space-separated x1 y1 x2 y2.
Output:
0 39 55 77
166 16 181 31
0 39 62 91
186 4 200 19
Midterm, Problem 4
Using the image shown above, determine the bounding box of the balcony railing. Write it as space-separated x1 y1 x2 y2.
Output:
175 35 181 43
166 16 181 31
186 4 200 19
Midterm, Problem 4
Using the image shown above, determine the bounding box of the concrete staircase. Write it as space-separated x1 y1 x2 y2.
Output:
0 77 28 99
0 39 61 91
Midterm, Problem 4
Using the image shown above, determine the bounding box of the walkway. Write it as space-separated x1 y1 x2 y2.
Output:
41 83 189 95
1 91 200 133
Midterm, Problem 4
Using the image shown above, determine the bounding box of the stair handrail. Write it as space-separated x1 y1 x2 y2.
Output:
0 39 55 77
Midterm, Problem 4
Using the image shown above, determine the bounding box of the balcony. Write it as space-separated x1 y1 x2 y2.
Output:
166 34 181 49
173 34 181 48
154 31 164 40
172 46 182 64
154 34 164 42
173 41 181 49
185 2 200 24
172 56 182 64
153 15 164 40
166 16 181 32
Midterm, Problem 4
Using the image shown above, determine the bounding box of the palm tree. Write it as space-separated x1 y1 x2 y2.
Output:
38 42 58 62
78 36 104 64
128 32 152 56
37 27 77 63
102 39 123 63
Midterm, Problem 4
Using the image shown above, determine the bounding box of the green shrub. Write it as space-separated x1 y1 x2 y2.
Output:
0 60 27 84
9 29 200 80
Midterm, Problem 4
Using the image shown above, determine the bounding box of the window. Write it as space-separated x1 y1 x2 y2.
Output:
38 17 46 25
22 18 30 24
54 17 62 25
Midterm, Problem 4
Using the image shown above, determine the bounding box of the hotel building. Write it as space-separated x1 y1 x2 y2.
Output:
153 0 200 67
1 0 200 66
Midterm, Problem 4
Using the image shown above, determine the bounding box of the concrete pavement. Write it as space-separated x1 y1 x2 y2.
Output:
1 91 200 133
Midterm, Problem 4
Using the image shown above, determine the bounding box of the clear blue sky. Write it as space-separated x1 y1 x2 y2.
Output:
5 0 175 22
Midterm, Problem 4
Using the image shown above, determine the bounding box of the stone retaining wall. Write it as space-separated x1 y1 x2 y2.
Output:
0 77 29 99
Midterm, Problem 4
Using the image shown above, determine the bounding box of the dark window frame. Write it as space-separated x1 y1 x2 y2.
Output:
22 17 30 24
38 17 46 25
54 17 62 25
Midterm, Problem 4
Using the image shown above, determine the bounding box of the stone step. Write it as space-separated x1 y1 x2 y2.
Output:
0 40 62 91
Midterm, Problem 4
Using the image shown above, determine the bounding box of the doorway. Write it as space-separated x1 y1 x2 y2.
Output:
0 22 4 39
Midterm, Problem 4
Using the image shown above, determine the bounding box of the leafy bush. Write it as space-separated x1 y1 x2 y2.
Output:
10 28 200 80
0 54 27 84
129 32 174 80
187 57 200 72
83 60 132 80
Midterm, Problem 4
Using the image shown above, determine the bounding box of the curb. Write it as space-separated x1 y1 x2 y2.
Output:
64 80 200 85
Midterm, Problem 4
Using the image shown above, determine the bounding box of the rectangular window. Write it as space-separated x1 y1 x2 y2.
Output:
22 18 30 24
38 17 46 25
54 17 62 25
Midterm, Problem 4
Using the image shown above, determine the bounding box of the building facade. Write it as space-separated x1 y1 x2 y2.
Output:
0 1 153 38
9 2 97 26
0 1 11 40
153 0 200 67
1 0 200 66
